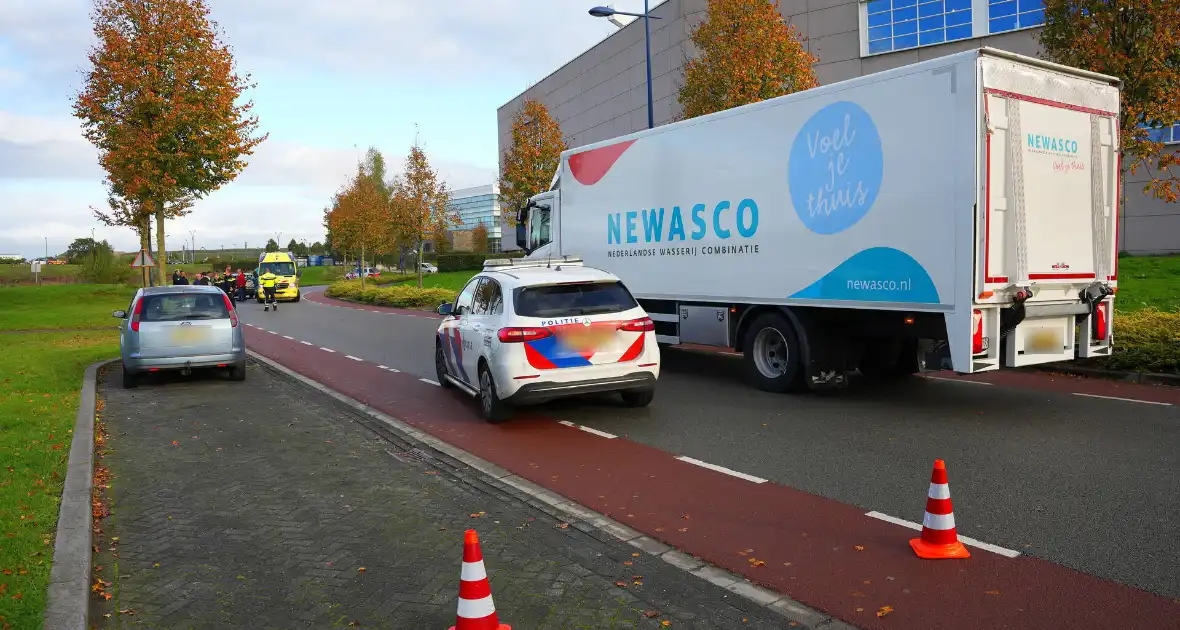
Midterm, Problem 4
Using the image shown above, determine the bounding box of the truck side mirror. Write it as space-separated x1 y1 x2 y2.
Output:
516 222 529 253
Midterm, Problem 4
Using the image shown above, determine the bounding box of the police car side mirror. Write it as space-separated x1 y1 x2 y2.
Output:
437 302 453 316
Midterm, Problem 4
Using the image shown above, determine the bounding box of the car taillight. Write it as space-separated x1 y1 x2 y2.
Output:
222 293 239 327
497 327 552 343
972 309 984 355
1094 301 1109 342
618 317 655 332
130 298 144 332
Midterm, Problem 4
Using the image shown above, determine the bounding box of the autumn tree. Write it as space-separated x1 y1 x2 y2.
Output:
499 100 567 226
74 0 267 285
1039 0 1180 203
678 0 818 120
327 150 398 287
392 144 459 288
471 223 490 253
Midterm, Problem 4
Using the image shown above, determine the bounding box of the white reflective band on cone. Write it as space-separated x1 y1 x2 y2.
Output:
457 595 497 619
927 483 951 500
460 560 487 582
923 511 956 531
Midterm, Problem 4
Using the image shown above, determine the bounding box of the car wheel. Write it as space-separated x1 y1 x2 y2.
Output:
229 364 246 381
743 312 804 393
435 342 453 389
477 363 511 423
293 292 300 303
121 365 139 389
619 388 655 407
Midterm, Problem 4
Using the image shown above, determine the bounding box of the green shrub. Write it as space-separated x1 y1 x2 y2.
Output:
436 252 523 272
325 280 455 309
1095 307 1180 373
80 249 133 284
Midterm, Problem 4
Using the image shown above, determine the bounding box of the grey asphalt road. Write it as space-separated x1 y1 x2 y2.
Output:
239 288 1180 599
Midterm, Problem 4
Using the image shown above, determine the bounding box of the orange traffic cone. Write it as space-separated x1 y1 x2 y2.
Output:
448 529 511 630
909 459 971 559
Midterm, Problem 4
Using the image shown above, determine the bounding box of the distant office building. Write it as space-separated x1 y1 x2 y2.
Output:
447 183 508 253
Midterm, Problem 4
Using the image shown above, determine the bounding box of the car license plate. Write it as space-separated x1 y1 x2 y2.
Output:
1025 327 1064 354
559 328 612 351
171 326 206 343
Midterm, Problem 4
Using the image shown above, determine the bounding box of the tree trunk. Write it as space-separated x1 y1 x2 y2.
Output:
139 216 151 288
360 244 366 289
416 241 424 289
154 201 168 286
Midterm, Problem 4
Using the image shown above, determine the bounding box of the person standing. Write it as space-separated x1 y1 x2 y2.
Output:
177 271 190 285
258 268 278 311
235 269 247 301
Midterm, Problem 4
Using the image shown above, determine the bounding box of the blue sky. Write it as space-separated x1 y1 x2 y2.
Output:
0 0 643 258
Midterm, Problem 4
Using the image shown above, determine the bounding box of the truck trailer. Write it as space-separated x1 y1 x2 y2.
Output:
513 48 1121 392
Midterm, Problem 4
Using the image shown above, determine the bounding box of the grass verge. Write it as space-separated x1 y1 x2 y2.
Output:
1115 254 1180 312
0 285 136 331
0 331 118 629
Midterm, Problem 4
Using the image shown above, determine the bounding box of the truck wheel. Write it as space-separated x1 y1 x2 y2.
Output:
743 313 804 393
620 388 655 407
477 363 511 423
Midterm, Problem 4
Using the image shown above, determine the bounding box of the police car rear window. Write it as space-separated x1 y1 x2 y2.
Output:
514 281 637 318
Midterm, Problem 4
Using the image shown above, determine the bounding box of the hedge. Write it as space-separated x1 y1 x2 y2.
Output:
325 280 454 309
437 252 524 272
1094 307 1180 373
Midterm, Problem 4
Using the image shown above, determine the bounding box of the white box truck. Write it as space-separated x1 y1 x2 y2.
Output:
513 48 1121 392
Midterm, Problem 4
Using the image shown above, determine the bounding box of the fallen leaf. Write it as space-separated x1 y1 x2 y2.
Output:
623 561 633 566
633 580 643 586
556 523 570 529
469 511 486 518
681 514 690 520
660 621 672 627
643 610 660 618
877 605 894 618
984 589 1000 595
348 622 360 627
118 609 137 615
170 441 179 446
748 558 766 567
153 563 160 568
357 567 366 573
632 553 641 557
854 545 866 551
103 593 112 600
632 575 643 580
615 581 627 587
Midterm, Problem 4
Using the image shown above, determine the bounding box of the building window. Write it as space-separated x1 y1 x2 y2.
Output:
863 0 1045 56
988 0 1044 33
1143 123 1180 145
489 238 502 254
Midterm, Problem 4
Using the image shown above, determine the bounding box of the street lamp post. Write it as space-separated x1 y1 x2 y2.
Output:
589 3 662 130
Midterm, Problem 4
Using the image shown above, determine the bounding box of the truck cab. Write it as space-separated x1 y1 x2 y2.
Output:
256 251 301 303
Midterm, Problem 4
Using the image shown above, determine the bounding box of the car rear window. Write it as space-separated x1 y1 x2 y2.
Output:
513 281 638 317
139 293 229 322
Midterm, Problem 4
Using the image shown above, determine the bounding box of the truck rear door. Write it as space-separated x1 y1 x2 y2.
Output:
977 57 1119 367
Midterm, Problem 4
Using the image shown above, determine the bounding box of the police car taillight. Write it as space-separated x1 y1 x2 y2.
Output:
498 327 552 343
618 317 655 332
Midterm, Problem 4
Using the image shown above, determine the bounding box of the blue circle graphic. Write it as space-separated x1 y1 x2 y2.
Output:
788 101 883 235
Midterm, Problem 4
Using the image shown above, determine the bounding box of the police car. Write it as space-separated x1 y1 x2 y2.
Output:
434 257 660 422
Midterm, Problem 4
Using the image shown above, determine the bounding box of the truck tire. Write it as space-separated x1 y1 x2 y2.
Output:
742 312 804 393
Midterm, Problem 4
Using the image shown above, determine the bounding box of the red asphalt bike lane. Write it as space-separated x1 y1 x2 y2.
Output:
307 290 1180 405
246 328 1179 630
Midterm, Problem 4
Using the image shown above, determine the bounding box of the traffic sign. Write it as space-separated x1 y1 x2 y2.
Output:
130 249 157 268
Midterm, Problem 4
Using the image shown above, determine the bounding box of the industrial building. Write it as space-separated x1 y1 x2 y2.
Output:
497 0 1179 254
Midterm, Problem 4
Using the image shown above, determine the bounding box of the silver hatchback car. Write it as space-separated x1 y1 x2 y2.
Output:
113 285 247 388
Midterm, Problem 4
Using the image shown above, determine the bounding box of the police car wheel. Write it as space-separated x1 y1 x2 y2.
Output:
478 363 511 423
434 343 453 389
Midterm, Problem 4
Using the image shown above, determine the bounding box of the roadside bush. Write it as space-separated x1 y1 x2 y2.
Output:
80 249 133 284
325 280 455 309
1095 308 1180 373
437 251 523 272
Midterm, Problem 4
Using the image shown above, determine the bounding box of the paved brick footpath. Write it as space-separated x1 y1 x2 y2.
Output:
92 360 794 629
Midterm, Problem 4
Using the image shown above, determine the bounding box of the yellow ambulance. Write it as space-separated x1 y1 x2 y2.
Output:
256 251 301 303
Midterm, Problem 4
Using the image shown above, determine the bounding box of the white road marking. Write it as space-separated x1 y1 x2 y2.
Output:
282 335 294 340
255 326 265 331
557 420 576 427
320 347 335 353
345 355 363 362
924 376 992 385
1071 392 1171 406
267 330 278 335
376 365 401 372
577 426 617 439
420 378 441 386
300 341 313 346
675 456 768 484
865 511 1021 558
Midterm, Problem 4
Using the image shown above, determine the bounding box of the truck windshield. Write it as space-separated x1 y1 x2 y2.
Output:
260 262 296 276
514 281 638 317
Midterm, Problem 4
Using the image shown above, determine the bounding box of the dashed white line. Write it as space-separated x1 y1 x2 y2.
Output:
865 511 1021 558
420 378 441 386
376 365 401 372
555 420 618 439
267 330 278 335
300 341 313 346
320 347 335 353
254 326 265 331
675 456 768 484
345 355 363 362
282 335 294 340
1071 392 1171 406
